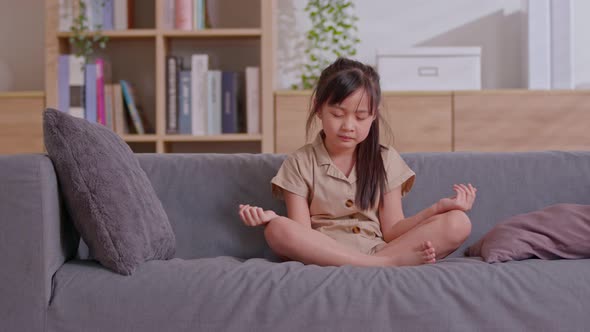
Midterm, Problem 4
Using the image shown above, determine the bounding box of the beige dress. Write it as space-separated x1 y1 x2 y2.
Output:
271 132 415 255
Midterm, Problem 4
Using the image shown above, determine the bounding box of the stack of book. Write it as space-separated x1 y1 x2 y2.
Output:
57 54 150 135
58 0 135 32
166 0 209 30
166 55 260 135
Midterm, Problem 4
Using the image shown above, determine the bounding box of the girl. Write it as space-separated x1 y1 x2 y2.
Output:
239 58 476 267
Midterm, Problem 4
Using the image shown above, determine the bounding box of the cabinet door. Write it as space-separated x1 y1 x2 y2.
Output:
274 93 317 154
275 92 453 154
454 91 590 151
381 93 453 152
0 95 45 154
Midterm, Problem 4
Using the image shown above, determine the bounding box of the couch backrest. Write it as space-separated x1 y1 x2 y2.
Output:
137 151 590 260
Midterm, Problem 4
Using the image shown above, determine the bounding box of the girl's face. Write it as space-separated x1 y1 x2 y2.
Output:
317 88 376 154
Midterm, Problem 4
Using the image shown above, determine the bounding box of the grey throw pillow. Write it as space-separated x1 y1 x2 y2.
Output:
43 108 175 275
466 203 590 263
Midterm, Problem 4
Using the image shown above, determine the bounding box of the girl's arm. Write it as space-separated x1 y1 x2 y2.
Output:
379 184 477 243
379 186 442 243
282 191 312 228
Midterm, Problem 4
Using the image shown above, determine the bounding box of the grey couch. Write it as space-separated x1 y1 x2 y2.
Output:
2 151 590 332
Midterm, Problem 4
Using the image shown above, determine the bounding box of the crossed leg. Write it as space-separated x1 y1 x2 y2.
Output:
373 210 472 261
264 216 444 267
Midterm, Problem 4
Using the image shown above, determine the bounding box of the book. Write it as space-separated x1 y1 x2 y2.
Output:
245 66 260 134
178 70 192 134
175 0 192 30
164 0 175 30
95 58 106 125
104 83 114 130
68 55 85 119
166 55 180 134
198 0 207 29
84 63 97 123
86 0 103 31
58 0 73 32
114 0 128 30
120 80 145 134
221 71 238 134
112 83 128 134
207 70 222 135
191 54 208 135
103 0 114 30
58 55 70 113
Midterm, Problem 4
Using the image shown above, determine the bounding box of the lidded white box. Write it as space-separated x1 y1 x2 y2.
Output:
376 47 482 91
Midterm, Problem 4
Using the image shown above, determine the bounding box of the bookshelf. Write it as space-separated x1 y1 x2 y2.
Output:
45 0 275 153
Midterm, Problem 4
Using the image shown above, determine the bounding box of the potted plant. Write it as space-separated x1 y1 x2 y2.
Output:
293 0 360 90
68 0 109 67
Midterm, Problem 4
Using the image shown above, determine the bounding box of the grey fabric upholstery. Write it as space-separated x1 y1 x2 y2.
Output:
43 109 176 275
0 155 78 332
2 151 590 331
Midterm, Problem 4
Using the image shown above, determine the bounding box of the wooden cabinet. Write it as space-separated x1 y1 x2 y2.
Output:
0 92 45 154
274 91 453 153
380 92 452 152
454 90 590 152
275 90 590 154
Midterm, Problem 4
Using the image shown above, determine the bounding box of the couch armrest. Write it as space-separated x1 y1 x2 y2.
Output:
0 155 78 331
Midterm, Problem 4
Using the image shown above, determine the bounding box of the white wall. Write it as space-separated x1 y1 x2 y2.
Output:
1 0 588 91
277 0 590 90
277 0 524 90
573 0 590 88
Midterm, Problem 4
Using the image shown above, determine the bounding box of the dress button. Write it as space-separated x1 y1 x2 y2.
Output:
352 226 360 234
345 199 354 208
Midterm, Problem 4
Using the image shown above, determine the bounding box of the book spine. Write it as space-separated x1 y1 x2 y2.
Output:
102 0 114 30
207 70 221 135
104 83 114 130
114 0 128 30
166 56 179 134
85 63 97 123
221 71 237 133
175 0 192 30
165 0 175 30
96 58 106 125
178 70 192 134
87 0 103 31
198 0 205 29
120 80 145 134
112 83 128 134
193 0 199 30
58 0 73 32
245 66 260 134
58 55 70 113
68 55 85 119
191 54 208 135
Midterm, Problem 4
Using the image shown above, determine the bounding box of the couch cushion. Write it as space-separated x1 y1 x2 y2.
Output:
47 257 590 332
467 203 590 262
43 108 175 275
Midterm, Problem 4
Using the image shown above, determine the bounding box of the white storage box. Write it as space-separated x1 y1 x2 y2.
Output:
376 47 482 91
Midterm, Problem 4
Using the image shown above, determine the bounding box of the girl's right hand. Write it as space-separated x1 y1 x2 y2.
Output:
437 183 477 213
239 204 279 227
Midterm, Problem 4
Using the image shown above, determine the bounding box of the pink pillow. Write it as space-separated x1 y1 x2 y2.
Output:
467 204 590 263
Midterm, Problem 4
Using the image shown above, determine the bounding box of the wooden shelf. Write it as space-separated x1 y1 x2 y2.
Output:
57 30 157 39
46 0 275 154
162 29 262 38
163 134 262 142
122 135 158 142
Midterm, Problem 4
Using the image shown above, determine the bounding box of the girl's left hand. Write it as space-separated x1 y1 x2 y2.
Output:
437 183 477 213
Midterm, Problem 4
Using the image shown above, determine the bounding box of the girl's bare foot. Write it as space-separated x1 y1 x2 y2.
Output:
383 240 436 267
421 241 437 264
